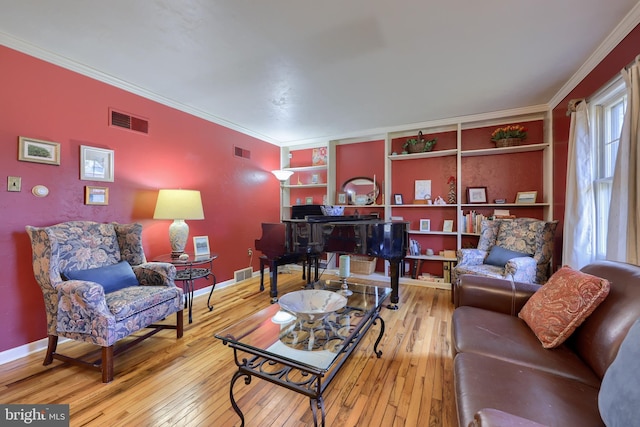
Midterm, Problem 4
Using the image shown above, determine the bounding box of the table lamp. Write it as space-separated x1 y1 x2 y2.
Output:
153 189 204 258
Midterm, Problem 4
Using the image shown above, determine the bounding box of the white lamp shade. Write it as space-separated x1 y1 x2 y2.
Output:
271 170 294 182
153 189 204 220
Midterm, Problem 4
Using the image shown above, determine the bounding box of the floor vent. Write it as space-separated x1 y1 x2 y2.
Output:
234 267 253 282
234 146 251 159
109 109 149 134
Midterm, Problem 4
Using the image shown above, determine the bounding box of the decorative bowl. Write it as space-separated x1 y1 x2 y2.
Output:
278 290 347 321
321 205 345 216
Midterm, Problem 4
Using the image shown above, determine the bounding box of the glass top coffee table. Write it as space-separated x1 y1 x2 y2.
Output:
215 280 391 426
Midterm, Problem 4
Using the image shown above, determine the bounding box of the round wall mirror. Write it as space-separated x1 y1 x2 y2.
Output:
341 177 379 205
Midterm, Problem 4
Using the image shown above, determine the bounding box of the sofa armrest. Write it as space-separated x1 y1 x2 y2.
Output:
504 257 538 283
457 248 487 266
455 274 541 315
133 262 177 287
56 280 113 334
470 409 548 427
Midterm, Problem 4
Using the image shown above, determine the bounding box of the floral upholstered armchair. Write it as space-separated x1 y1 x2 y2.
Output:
25 221 184 383
451 218 558 300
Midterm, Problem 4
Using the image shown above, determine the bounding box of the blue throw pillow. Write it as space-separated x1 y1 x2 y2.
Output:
599 318 640 427
64 261 139 293
484 245 532 267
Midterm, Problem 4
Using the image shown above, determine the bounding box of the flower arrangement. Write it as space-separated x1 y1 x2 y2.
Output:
490 125 527 142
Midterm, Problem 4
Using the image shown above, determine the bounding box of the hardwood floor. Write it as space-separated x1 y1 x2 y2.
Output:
0 273 456 427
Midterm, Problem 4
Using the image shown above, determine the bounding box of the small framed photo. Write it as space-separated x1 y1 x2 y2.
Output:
311 174 319 184
516 191 538 204
193 236 210 257
443 220 454 233
394 194 404 205
419 219 431 232
305 196 314 204
337 193 347 205
80 145 114 182
18 137 60 165
84 186 109 205
466 186 487 204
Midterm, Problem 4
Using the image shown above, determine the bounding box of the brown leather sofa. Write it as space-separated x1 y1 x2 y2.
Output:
452 260 640 426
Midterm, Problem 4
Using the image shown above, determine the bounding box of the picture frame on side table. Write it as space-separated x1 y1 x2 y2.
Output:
18 137 60 165
85 186 109 205
516 191 538 204
394 194 404 205
443 220 454 233
466 186 487 204
419 219 431 232
80 145 114 182
193 236 210 257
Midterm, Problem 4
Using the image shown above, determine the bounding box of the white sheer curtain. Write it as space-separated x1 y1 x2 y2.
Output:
607 61 640 264
563 101 595 269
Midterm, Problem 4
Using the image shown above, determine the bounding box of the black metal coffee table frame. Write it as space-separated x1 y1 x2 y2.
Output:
217 283 389 426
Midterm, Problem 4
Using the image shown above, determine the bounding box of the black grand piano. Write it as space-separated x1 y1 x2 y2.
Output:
255 207 409 309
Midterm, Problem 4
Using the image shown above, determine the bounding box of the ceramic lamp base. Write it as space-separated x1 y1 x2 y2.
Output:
168 219 189 257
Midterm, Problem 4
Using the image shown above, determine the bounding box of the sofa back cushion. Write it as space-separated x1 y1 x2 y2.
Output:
48 221 122 274
568 261 640 379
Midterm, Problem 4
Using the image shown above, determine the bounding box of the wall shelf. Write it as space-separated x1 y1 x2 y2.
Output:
460 142 549 157
388 148 458 161
284 165 327 172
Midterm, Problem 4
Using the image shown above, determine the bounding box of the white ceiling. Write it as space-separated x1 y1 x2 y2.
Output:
1 1 640 146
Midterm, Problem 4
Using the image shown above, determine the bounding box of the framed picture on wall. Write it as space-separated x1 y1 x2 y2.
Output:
84 186 109 205
18 137 60 165
80 145 114 182
193 236 210 257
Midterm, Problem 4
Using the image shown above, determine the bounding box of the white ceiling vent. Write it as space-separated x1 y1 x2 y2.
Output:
109 109 149 134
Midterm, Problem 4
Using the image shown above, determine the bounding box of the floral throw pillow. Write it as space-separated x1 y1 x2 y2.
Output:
519 265 610 348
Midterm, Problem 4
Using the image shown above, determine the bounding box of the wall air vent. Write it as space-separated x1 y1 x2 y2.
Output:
109 109 149 134
234 267 253 282
234 146 251 159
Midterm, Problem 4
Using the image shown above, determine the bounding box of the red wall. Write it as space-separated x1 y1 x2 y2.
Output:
552 23 640 266
0 46 281 352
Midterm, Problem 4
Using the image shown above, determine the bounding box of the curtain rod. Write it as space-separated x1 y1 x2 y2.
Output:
566 54 640 115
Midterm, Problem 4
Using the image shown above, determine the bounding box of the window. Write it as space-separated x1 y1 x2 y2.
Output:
590 80 626 259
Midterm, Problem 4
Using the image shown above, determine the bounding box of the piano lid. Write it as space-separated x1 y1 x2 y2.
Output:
286 214 381 223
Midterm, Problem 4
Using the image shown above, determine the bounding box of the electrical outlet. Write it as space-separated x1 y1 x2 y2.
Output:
247 248 253 257
8 176 21 192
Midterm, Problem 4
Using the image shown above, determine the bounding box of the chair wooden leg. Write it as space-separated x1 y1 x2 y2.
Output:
43 335 58 366
176 309 184 338
101 345 114 383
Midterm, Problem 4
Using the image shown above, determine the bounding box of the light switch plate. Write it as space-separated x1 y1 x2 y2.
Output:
8 176 21 192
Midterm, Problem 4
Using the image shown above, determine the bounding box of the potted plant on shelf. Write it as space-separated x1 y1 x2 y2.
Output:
403 131 437 153
490 125 527 147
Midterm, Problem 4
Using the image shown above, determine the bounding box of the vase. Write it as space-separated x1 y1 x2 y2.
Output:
495 138 522 148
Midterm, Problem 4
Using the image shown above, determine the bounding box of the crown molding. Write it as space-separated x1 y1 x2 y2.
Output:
548 2 640 108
